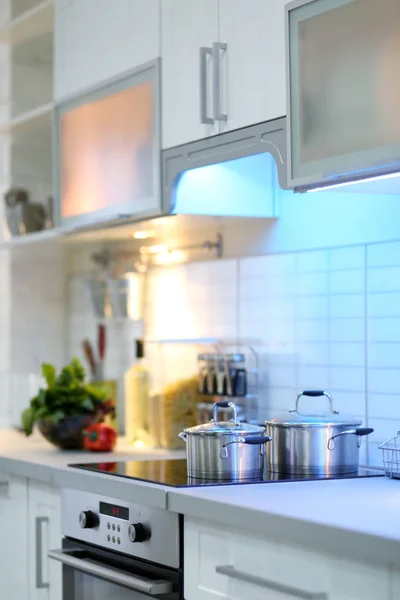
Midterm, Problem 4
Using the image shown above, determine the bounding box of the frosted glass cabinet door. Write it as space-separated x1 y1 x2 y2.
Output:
55 61 161 228
287 0 400 188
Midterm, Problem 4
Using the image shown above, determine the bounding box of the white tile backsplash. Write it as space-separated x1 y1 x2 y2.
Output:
367 266 400 292
329 269 365 294
329 246 365 270
59 233 400 465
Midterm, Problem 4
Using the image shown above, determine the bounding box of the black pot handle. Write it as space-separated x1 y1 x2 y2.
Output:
302 390 325 397
243 436 272 445
215 401 231 408
354 428 374 436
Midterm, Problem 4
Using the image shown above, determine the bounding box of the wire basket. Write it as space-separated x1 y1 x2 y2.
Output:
379 432 400 479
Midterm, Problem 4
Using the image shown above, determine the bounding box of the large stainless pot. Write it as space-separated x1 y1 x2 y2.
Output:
179 401 271 480
265 391 373 475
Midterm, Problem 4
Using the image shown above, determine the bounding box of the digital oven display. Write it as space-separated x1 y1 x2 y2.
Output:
99 501 129 520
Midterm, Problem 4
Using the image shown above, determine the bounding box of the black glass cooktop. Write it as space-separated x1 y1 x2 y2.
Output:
69 459 384 488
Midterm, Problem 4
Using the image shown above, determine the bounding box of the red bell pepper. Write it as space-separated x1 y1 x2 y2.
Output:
83 423 117 452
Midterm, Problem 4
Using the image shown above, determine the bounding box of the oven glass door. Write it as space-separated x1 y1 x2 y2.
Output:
50 539 181 600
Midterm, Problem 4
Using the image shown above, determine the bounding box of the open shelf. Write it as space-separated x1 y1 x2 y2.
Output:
0 227 59 248
0 0 53 46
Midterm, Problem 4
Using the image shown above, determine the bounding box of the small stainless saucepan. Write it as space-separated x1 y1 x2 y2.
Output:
265 390 374 475
179 401 272 480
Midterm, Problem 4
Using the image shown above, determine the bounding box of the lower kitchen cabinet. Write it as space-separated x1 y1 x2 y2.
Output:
184 517 394 600
28 481 62 600
0 473 29 600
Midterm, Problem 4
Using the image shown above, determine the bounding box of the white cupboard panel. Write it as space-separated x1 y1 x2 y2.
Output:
184 517 392 600
219 0 288 133
161 0 219 148
28 481 61 600
0 474 29 600
55 0 160 101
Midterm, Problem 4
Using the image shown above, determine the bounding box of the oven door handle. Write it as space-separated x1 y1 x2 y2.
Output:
48 549 173 595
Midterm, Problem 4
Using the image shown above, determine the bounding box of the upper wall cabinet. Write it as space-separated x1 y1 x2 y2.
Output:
161 0 289 149
287 0 400 191
54 0 160 102
55 61 161 228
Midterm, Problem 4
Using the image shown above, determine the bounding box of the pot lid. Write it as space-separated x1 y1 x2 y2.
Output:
266 391 361 428
184 401 265 436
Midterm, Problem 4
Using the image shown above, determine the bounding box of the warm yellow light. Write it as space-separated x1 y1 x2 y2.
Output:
124 272 143 320
132 440 146 449
133 231 154 239
154 250 185 265
146 245 168 254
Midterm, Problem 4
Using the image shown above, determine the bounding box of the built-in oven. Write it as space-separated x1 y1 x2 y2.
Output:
49 489 182 600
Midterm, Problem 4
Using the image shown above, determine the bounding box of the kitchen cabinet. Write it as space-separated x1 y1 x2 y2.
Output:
0 473 29 600
161 0 288 149
287 0 400 191
54 0 160 101
184 516 393 600
28 481 62 600
55 60 161 228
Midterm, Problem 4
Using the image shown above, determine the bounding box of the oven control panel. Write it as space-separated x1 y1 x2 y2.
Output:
61 488 179 569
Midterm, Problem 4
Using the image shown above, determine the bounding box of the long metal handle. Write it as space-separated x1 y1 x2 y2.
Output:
36 517 49 589
200 46 214 124
212 42 227 122
216 565 328 599
48 549 173 595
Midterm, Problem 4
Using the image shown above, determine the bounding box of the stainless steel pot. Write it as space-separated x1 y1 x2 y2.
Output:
265 391 373 475
179 401 271 480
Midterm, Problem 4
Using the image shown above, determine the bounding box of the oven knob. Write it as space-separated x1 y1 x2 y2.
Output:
128 523 149 543
79 510 99 529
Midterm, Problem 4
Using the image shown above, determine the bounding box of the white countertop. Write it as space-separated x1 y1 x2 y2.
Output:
168 475 400 566
0 429 184 507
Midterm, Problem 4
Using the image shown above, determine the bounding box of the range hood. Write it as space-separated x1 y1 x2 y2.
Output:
161 117 287 218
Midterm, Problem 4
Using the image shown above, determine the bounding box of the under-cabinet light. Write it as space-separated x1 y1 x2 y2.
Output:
154 250 185 265
133 231 154 239
307 171 400 193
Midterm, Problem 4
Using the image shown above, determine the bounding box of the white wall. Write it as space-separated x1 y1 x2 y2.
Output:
142 182 400 468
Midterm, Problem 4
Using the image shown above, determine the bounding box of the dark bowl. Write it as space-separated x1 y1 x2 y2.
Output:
37 413 102 450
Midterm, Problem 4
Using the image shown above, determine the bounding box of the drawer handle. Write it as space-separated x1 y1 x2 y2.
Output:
216 566 328 599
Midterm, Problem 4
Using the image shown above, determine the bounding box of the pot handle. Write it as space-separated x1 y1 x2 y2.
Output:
223 436 272 447
178 432 187 443
213 400 239 424
327 428 374 450
290 390 339 415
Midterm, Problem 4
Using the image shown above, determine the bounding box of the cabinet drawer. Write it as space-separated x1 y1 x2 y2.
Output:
184 517 392 600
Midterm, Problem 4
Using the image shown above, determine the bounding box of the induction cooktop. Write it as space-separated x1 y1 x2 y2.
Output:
69 459 384 488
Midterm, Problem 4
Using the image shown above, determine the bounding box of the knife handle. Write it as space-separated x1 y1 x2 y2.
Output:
98 324 106 361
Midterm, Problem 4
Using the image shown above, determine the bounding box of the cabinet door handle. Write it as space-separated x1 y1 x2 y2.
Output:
212 42 227 122
200 46 214 124
216 566 328 599
36 516 50 589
